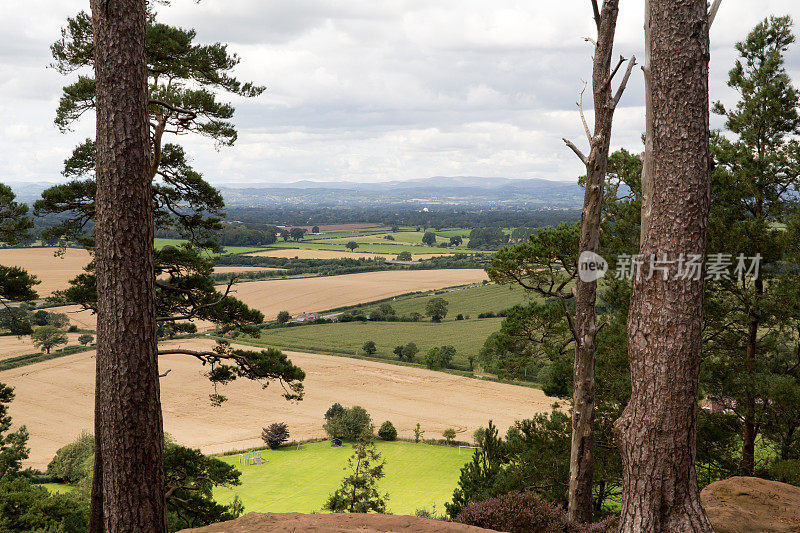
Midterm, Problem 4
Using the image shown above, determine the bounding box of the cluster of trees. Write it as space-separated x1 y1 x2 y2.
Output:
424 345 457 370
224 206 580 231
0 5 309 530
467 228 509 249
469 13 800 529
0 306 70 336
393 342 419 362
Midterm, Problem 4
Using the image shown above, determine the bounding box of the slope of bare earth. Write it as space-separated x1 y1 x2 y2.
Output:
3 338 555 469
179 512 495 533
701 476 800 533
0 247 281 299
0 332 86 362
0 247 91 297
220 269 489 320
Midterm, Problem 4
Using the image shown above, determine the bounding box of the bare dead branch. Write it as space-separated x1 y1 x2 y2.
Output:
563 138 589 166
159 369 172 378
601 55 626 94
590 0 601 31
611 55 638 109
708 0 722 27
577 81 592 143
584 36 598 48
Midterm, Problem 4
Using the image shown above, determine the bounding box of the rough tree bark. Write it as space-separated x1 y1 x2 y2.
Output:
89 0 166 531
561 0 635 523
613 0 717 531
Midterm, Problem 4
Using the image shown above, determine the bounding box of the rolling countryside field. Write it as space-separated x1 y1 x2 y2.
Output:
246 318 505 366
221 269 489 320
2 339 556 469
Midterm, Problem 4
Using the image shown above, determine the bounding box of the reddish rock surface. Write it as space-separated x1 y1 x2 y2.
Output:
179 512 497 533
701 476 800 533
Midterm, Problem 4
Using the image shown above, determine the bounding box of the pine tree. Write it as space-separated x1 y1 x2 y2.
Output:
704 15 800 475
324 435 388 513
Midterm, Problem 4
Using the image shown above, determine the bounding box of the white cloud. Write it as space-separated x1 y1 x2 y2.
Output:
0 0 798 186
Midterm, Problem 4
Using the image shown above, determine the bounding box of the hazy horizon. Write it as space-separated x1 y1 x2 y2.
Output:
2 0 798 187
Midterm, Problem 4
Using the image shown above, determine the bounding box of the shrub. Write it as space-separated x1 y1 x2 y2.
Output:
425 345 456 370
397 251 413 261
78 334 94 346
768 459 800 487
473 427 486 447
425 298 449 322
455 491 568 533
67 325 78 333
362 340 377 356
392 342 419 363
47 431 94 483
378 421 397 441
325 402 346 420
324 405 372 440
443 428 457 444
414 423 424 443
262 422 290 449
456 314 464 320
276 310 291 324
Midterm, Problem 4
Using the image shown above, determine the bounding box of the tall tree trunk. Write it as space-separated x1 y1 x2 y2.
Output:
614 0 714 531
741 275 762 476
89 0 166 531
565 0 635 522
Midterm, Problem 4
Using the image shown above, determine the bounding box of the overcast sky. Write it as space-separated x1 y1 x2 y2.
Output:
1 1 798 186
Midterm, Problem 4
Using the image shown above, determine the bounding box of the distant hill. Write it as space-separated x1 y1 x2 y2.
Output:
218 176 584 208
8 177 586 209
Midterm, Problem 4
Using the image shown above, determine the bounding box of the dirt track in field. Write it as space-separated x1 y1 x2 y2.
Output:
2 338 557 469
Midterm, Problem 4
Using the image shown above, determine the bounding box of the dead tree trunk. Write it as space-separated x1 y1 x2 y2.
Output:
613 0 717 531
89 0 166 531
561 0 635 523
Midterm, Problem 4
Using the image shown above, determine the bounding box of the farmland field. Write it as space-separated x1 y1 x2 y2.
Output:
243 248 448 260
0 332 87 362
221 269 489 320
247 318 504 367
387 282 529 319
259 241 459 255
213 440 471 515
241 283 530 366
0 247 90 297
2 338 556 469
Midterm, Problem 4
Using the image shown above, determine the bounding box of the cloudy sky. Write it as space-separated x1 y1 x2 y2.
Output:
1 1 798 186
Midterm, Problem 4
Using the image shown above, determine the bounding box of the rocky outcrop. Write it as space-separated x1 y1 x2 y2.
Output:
701 476 800 533
179 512 498 533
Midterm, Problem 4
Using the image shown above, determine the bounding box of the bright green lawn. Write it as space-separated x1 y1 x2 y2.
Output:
213 440 470 515
248 318 503 366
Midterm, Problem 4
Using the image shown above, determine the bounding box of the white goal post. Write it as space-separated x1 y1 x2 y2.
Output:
458 445 482 455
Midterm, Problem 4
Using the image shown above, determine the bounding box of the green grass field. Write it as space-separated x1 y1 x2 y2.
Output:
240 283 530 367
213 441 470 515
154 228 502 256
250 318 504 367
387 283 529 319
